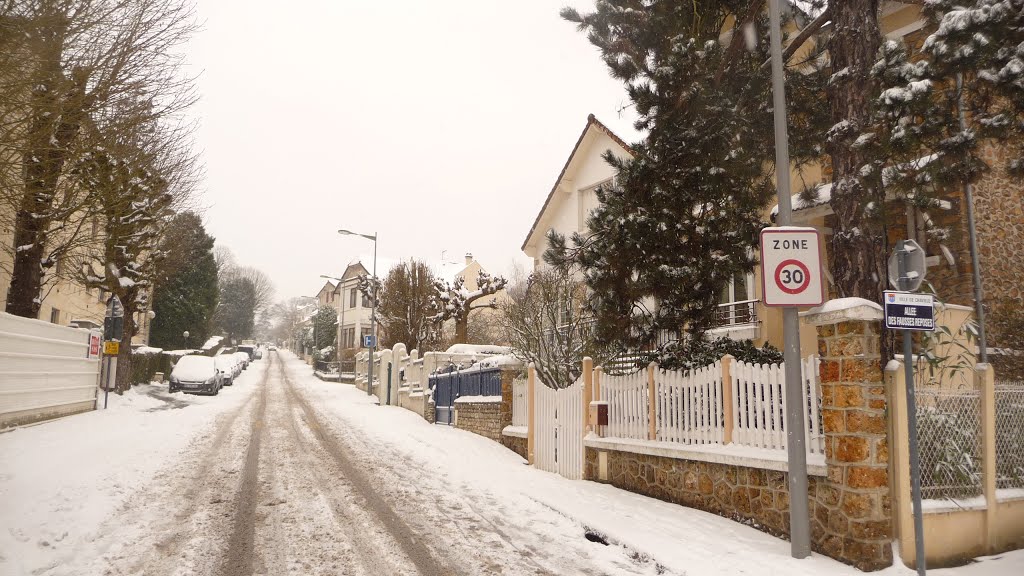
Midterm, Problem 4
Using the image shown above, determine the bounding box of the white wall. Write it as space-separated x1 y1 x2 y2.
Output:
0 311 101 428
524 129 629 268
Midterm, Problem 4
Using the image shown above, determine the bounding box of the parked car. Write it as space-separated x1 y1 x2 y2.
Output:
169 356 222 395
268 345 277 351
237 344 256 360
214 355 237 386
254 348 263 360
233 351 250 372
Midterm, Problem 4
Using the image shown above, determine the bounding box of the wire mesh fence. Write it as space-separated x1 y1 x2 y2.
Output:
995 384 1024 490
916 388 983 500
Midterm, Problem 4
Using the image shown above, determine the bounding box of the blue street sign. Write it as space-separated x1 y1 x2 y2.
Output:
362 334 376 348
884 291 935 331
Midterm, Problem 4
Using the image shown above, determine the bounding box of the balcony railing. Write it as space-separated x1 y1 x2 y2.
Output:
714 299 759 327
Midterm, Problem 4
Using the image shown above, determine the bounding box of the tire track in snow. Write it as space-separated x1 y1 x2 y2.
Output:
220 366 268 576
279 362 454 576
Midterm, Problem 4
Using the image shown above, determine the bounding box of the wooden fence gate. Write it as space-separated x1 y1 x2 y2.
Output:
533 377 584 480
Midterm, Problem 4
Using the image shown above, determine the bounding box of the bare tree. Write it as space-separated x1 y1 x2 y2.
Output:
430 270 507 345
0 0 199 318
498 268 615 389
358 260 437 351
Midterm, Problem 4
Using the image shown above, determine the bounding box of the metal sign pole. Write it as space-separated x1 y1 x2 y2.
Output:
768 0 810 558
103 355 110 409
898 243 927 575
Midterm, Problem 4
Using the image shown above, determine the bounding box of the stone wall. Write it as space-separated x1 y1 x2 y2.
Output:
585 449 821 539
502 434 527 460
584 303 894 572
454 401 502 441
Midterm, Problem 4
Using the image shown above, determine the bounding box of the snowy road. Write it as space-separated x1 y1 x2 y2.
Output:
3 351 1022 576
6 353 670 576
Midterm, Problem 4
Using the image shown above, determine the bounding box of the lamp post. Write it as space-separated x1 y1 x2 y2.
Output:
338 229 377 397
183 330 190 350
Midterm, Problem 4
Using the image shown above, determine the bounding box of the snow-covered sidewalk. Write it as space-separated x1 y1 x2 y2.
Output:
0 359 267 575
283 353 1021 576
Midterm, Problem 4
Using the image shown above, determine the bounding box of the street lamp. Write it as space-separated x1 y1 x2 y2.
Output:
338 228 377 397
183 330 190 349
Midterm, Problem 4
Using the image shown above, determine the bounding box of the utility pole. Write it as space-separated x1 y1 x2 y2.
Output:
768 0 811 558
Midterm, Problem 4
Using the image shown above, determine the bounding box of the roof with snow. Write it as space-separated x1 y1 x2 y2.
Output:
521 114 634 252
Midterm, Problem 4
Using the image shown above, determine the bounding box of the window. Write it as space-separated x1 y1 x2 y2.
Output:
350 288 358 309
49 308 61 324
98 288 107 303
716 273 756 326
342 327 356 349
361 292 371 308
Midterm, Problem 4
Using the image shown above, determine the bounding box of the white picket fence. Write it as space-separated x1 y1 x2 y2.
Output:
511 377 527 427
730 356 823 454
600 370 649 440
534 376 584 480
593 355 824 454
654 360 725 445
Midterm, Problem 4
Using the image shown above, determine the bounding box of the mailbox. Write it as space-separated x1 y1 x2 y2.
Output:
590 400 609 429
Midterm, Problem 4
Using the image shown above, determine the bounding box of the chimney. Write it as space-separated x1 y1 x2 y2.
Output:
465 252 473 265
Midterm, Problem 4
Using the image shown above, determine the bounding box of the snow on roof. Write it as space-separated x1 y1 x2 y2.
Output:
201 336 223 350
771 154 940 218
432 260 467 285
801 297 884 325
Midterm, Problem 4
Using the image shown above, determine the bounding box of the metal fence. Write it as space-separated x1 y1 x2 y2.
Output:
429 367 503 425
339 359 356 374
314 360 339 374
916 388 983 500
995 384 1024 489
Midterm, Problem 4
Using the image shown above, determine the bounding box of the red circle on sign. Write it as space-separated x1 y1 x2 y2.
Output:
775 259 811 294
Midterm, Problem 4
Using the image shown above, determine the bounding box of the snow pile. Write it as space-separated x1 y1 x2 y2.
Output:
170 355 216 381
133 346 163 355
454 395 502 404
445 343 510 355
474 353 523 369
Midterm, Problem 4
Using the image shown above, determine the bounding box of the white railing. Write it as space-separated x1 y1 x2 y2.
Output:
655 360 724 445
512 377 527 427
601 370 650 440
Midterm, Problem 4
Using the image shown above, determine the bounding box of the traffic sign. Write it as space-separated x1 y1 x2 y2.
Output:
888 239 927 291
362 334 376 348
104 341 120 355
760 227 825 307
884 291 935 331
89 333 101 358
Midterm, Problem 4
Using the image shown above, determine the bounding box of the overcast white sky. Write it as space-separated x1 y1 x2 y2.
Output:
186 1 640 301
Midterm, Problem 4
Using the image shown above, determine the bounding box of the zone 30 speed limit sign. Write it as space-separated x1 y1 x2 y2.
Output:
759 227 825 307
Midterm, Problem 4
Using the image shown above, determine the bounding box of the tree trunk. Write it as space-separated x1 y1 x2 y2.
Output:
6 56 86 317
828 1 894 364
454 316 468 345
827 1 884 301
114 301 138 393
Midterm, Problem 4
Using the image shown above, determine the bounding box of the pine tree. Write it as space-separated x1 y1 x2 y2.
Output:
216 277 257 342
548 2 829 355
149 212 219 350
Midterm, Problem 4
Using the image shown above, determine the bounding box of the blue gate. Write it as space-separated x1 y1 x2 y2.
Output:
429 367 502 425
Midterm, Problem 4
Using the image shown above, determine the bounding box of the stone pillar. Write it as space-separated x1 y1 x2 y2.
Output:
802 299 893 571
499 366 521 432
